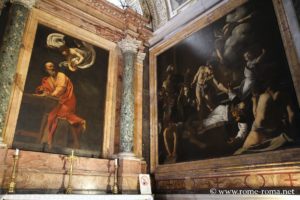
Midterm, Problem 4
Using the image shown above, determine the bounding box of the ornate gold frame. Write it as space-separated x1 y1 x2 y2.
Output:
3 8 119 158
149 0 300 174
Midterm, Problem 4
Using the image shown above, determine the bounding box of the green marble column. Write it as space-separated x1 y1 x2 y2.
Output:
0 0 36 148
118 36 141 158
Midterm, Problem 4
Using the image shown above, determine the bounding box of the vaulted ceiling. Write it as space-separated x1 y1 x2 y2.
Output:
106 0 196 30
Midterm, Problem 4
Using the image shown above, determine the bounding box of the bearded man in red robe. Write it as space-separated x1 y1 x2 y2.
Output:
36 62 86 148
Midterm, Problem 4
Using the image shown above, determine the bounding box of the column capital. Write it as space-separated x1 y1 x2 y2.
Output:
118 35 141 54
10 0 37 9
136 51 146 65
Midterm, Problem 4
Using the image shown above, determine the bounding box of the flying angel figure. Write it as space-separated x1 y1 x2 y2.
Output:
47 33 96 72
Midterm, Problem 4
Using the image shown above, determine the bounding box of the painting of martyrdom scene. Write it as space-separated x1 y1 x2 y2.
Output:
157 0 300 164
13 25 109 157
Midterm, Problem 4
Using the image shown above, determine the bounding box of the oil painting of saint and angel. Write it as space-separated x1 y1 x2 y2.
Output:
157 0 300 164
13 25 109 157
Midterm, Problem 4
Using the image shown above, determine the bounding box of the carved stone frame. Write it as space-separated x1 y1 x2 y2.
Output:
166 0 194 18
149 0 300 176
2 8 119 158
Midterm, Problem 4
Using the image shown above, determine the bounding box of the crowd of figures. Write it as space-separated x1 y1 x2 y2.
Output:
157 0 300 164
158 46 298 164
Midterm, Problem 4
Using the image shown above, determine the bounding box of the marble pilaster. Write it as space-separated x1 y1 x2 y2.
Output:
133 51 145 158
117 36 141 158
136 52 146 66
0 0 36 148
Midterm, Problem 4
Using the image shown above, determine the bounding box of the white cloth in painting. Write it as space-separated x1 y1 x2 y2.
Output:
202 105 229 128
241 57 261 98
235 122 248 139
199 105 248 138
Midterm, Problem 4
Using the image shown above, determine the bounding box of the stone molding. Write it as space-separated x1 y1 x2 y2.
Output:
118 35 141 54
153 0 168 28
0 195 154 200
146 0 168 30
10 0 37 8
136 51 146 65
37 0 152 45
0 137 7 148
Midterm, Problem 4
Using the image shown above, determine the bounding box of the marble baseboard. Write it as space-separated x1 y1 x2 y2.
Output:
0 149 146 193
155 194 300 200
0 194 153 200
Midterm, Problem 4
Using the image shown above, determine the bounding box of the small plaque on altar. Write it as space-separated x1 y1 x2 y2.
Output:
139 174 152 194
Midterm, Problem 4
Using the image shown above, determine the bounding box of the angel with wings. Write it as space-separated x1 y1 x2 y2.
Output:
46 33 96 72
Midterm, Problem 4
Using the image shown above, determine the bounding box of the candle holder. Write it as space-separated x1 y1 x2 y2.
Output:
66 150 77 194
112 159 119 194
8 150 20 194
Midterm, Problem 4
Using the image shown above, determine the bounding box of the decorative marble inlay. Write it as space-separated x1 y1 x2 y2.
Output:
156 170 300 193
118 35 142 53
10 0 37 8
0 3 30 142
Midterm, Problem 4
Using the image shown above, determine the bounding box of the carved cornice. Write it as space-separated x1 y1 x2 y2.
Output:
37 0 152 45
118 35 141 54
80 0 152 42
136 51 146 65
10 0 37 9
95 24 125 43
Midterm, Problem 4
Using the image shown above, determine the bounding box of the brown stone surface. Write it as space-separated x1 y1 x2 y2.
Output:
0 149 145 192
36 0 152 44
156 169 300 192
154 148 300 192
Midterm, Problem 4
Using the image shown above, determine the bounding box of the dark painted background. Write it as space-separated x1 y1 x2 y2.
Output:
13 25 109 157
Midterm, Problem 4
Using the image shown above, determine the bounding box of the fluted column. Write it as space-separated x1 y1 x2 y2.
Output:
117 35 141 158
133 51 145 158
0 0 36 148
